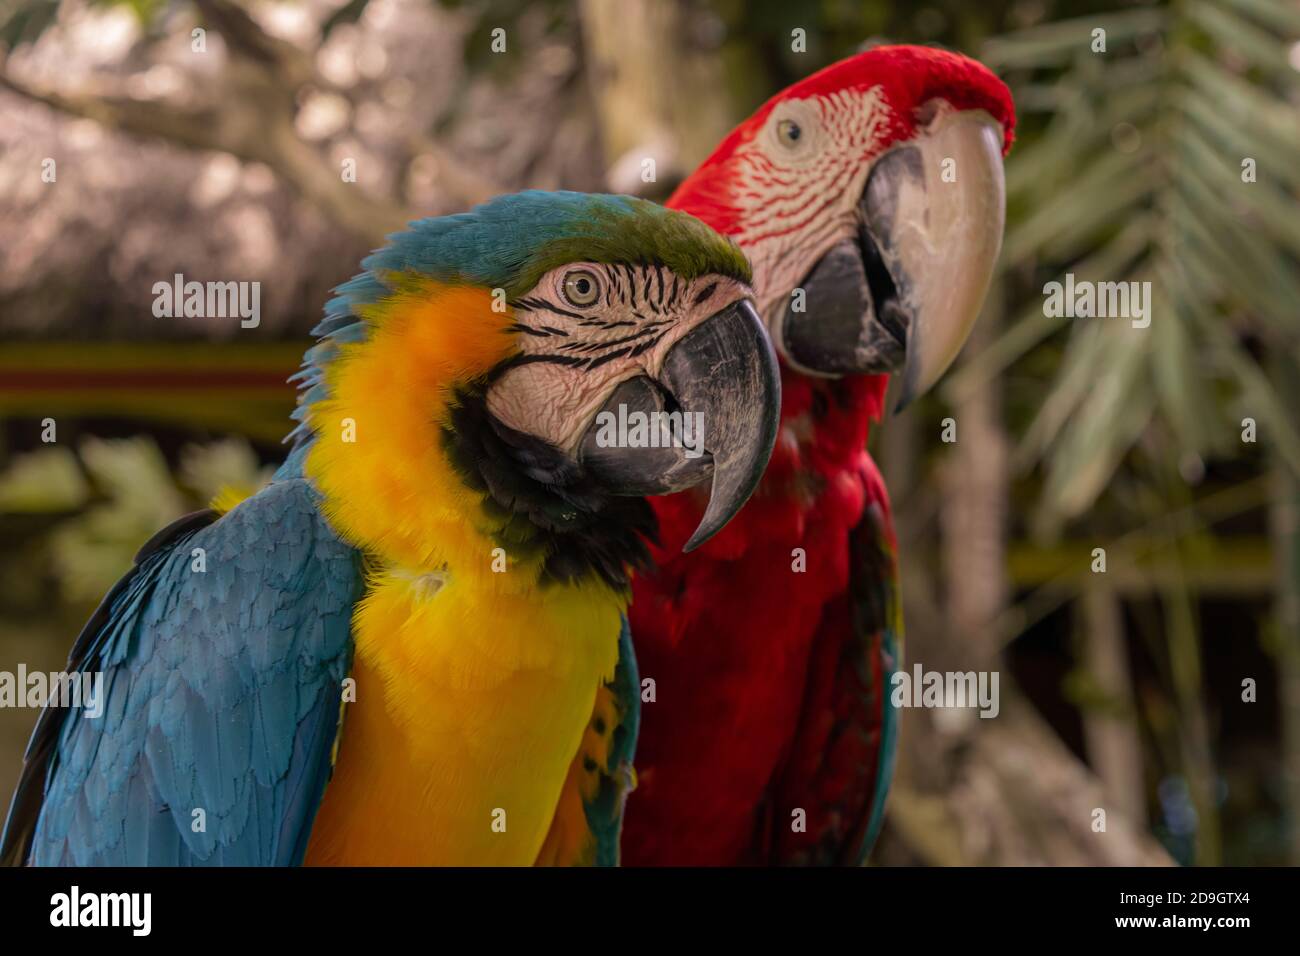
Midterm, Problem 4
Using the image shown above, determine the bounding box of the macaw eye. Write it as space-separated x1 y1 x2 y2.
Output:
562 269 601 307
776 119 803 147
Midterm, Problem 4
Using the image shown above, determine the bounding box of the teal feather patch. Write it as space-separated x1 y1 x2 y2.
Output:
0 480 364 866
585 616 641 866
859 625 899 860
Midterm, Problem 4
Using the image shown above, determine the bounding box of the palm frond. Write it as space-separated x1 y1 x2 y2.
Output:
973 0 1300 528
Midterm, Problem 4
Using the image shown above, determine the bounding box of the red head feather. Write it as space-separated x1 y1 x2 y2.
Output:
670 45 1015 237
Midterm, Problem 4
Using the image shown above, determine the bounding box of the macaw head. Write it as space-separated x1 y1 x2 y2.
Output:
293 191 780 585
671 45 1015 408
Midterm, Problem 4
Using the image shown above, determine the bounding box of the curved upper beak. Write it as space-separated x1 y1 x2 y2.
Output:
579 299 781 551
777 109 1006 410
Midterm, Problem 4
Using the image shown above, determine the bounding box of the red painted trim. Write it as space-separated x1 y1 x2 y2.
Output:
0 370 294 391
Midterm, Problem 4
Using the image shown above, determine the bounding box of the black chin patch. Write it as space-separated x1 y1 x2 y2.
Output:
781 240 875 373
780 226 907 376
780 151 926 376
441 383 656 591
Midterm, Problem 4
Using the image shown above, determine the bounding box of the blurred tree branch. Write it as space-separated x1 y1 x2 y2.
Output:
1273 350 1300 864
0 0 508 244
577 0 733 197
887 693 1173 865
406 134 502 210
885 282 1175 866
1077 582 1147 826
0 67 398 244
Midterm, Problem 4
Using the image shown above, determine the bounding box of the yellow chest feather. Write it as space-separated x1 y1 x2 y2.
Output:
298 281 626 864
304 567 623 866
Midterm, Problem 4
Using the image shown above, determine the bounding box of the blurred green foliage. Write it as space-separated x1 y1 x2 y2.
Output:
0 437 270 602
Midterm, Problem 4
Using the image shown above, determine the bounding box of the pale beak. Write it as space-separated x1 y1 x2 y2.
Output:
880 110 1006 410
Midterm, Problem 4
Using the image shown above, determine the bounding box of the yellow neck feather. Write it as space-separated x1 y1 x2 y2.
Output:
298 280 627 864
304 281 546 591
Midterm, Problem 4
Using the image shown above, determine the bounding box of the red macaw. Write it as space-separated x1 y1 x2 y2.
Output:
623 45 1015 865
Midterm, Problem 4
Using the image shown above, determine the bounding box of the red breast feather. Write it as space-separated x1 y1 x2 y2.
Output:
624 44 1009 865
625 372 886 864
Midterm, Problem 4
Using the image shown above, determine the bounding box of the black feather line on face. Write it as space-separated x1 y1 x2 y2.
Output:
442 383 656 591
512 296 590 323
501 353 588 370
585 345 634 370
508 323 554 337
620 264 636 305
508 323 572 338
556 324 667 355
628 331 667 358
692 281 718 307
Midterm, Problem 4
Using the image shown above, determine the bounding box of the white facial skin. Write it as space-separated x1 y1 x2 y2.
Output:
723 86 896 327
486 262 753 453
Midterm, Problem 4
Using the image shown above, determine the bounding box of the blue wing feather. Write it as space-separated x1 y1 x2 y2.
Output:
0 478 363 866
585 616 640 866
857 622 898 862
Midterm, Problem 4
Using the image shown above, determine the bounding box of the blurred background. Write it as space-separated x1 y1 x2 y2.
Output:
0 0 1296 866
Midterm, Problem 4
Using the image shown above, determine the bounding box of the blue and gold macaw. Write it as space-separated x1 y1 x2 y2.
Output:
1 191 780 866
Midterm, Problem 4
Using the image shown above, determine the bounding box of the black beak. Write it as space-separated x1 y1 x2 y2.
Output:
579 299 781 551
776 185 910 377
